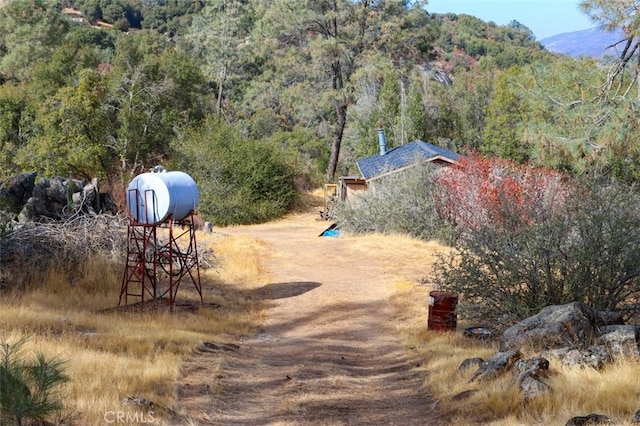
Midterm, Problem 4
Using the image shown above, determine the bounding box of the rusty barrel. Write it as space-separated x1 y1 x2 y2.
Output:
428 291 458 331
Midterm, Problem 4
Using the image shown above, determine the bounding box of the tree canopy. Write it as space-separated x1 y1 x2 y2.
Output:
1 0 639 223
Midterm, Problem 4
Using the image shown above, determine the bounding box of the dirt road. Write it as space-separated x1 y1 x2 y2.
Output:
177 212 443 425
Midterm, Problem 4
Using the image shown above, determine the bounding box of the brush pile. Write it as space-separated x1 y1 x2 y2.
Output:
0 172 215 291
0 172 128 289
0 213 129 290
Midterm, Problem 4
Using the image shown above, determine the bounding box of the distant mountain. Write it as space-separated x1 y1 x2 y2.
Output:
540 27 625 58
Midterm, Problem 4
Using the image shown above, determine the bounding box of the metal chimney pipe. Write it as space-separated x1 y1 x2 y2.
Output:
378 128 387 156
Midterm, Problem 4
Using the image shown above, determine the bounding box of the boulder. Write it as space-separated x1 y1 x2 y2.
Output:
469 350 521 382
519 372 551 400
0 172 37 212
595 311 624 326
515 356 550 373
565 413 612 425
463 326 496 340
17 176 111 220
540 347 571 361
514 357 551 399
597 325 640 358
561 346 611 369
17 202 36 222
501 302 599 352
27 177 71 219
0 172 116 222
458 357 484 372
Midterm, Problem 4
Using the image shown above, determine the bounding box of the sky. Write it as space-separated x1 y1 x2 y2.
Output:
425 0 595 40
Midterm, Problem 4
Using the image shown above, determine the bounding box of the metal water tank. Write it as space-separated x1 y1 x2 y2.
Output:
126 171 199 224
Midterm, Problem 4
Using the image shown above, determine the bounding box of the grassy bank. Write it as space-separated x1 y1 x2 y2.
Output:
3 207 639 425
391 278 640 425
0 229 268 424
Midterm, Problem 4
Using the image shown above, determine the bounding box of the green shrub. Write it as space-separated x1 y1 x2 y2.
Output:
334 164 452 242
171 119 297 226
266 129 328 191
0 338 68 425
430 177 640 325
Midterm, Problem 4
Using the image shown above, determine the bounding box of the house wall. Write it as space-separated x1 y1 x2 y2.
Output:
339 178 367 201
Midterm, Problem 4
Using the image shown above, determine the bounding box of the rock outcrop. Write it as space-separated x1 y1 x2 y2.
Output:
0 172 116 223
500 302 628 356
457 301 639 418
501 302 599 352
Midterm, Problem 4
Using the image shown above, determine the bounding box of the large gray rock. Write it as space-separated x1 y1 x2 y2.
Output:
501 302 599 352
540 347 572 361
565 413 612 425
1 172 116 222
595 311 624 326
597 325 640 358
519 372 551 400
458 357 484 373
561 345 611 369
0 172 37 212
19 176 106 220
469 350 521 382
514 357 552 399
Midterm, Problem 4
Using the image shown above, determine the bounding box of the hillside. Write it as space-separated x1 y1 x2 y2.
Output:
541 27 625 58
434 12 546 70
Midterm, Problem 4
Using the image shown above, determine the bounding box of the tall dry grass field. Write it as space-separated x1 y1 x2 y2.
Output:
3 201 640 424
0 230 268 425
391 276 640 425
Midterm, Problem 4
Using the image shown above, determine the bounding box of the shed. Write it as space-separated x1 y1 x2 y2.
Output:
320 176 367 220
356 140 459 182
339 176 367 201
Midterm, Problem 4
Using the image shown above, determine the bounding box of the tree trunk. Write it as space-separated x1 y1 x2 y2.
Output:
216 64 226 116
326 103 348 182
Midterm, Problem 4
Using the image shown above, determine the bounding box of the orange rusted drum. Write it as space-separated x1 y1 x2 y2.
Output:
428 291 458 331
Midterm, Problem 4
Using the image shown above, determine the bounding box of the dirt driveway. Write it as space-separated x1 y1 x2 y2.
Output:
176 212 444 425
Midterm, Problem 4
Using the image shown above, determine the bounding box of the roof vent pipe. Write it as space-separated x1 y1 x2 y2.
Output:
378 128 387 156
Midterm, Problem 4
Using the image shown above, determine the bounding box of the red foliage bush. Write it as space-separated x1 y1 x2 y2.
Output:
435 153 566 234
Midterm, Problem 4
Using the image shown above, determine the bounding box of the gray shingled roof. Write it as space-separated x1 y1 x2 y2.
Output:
356 140 459 180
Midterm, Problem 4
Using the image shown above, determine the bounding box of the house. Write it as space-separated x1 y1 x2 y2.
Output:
321 131 459 219
356 131 459 183
320 176 367 219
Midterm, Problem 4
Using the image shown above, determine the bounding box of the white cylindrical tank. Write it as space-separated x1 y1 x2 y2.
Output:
126 171 199 224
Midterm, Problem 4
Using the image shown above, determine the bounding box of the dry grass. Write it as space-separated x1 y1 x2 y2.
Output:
3 201 640 424
0 228 267 425
390 275 640 425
